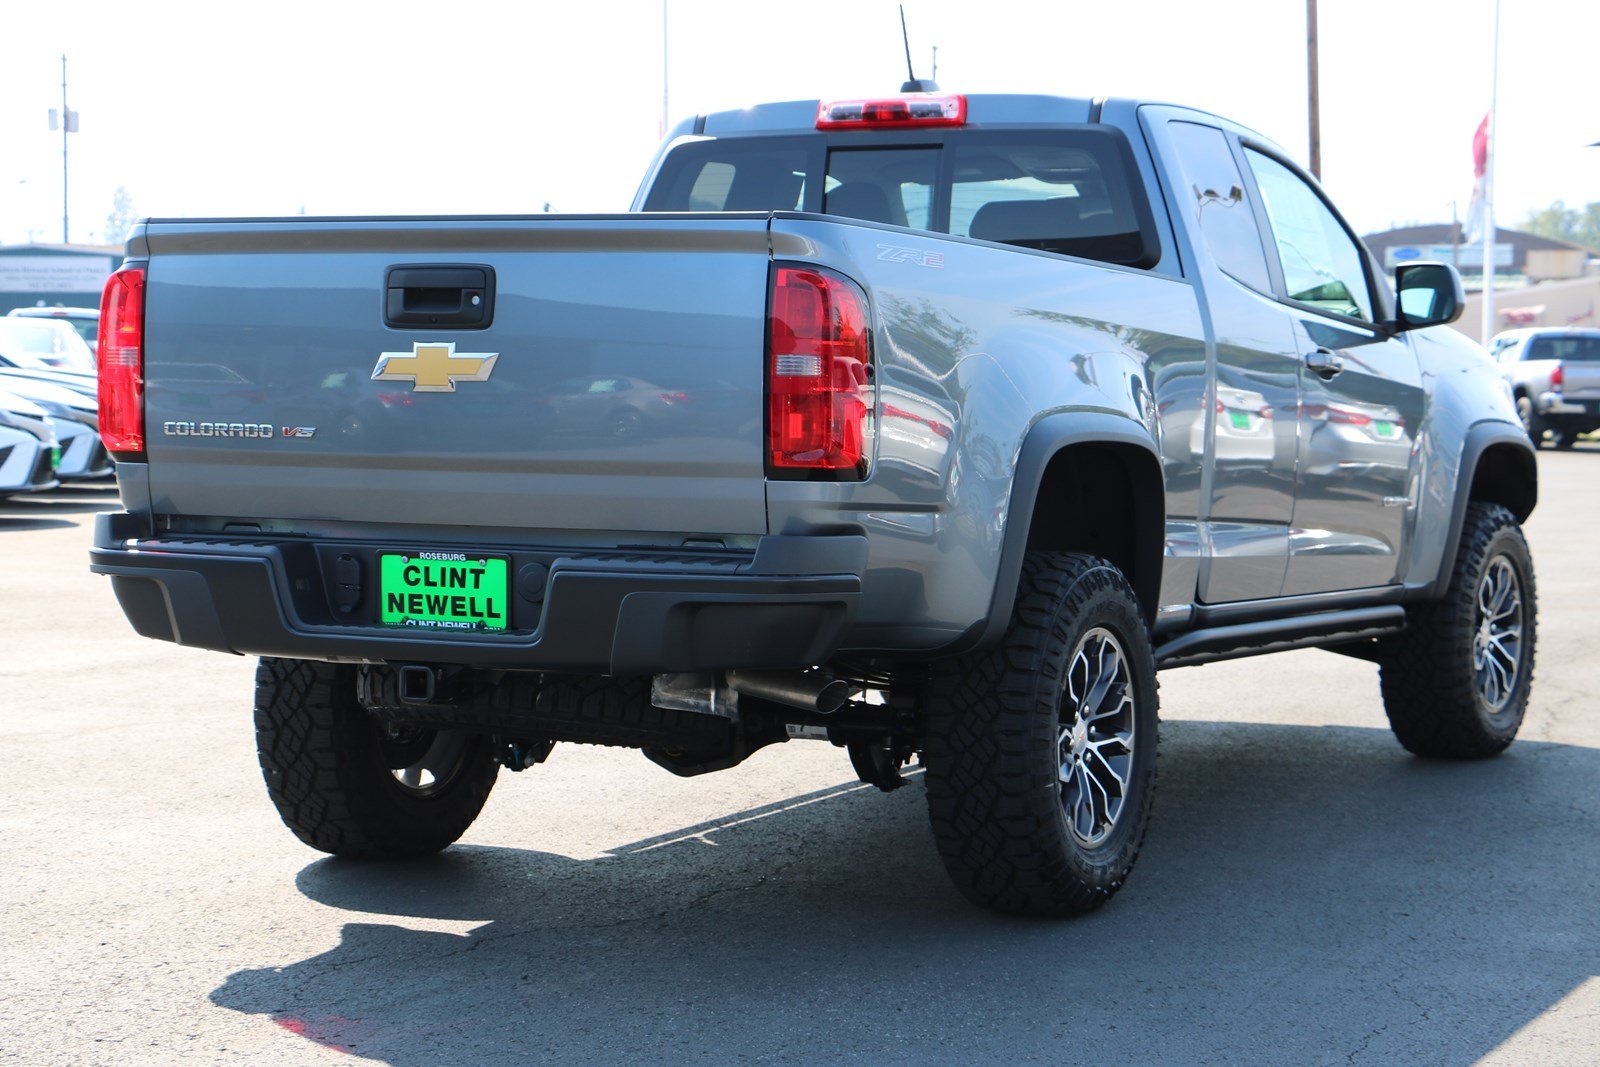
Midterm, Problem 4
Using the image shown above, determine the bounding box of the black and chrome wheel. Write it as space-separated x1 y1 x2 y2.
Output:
1379 503 1537 758
255 658 500 858
1058 628 1139 847
1471 556 1524 713
924 552 1158 916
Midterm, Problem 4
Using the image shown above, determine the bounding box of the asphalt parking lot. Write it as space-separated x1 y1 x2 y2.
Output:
2 449 1597 1066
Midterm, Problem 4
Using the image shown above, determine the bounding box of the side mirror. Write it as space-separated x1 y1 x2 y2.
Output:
1394 261 1465 331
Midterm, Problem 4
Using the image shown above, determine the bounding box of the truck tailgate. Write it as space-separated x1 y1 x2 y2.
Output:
139 216 773 536
1559 361 1600 401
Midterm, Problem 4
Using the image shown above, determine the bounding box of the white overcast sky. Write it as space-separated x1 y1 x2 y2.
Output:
0 0 1595 246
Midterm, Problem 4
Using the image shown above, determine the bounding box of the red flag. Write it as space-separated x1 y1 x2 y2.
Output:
1473 113 1490 179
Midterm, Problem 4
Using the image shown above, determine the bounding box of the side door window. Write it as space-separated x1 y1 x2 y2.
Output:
1241 147 1422 595
1161 119 1301 603
1164 123 1273 293
1242 149 1374 321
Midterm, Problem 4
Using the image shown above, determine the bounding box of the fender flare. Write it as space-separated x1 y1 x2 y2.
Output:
1415 419 1537 601
961 412 1166 652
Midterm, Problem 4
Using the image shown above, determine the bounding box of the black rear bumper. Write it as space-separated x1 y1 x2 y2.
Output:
90 513 864 674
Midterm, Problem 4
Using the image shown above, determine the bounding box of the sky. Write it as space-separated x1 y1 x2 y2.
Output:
0 0 1595 246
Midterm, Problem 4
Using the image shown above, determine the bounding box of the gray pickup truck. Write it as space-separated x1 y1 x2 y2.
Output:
90 92 1538 916
1490 327 1600 448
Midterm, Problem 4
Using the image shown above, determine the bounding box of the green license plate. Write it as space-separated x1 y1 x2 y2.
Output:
379 552 509 631
1374 420 1396 436
1228 410 1252 430
49 446 61 470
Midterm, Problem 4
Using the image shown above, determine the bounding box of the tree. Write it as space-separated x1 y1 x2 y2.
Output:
1521 200 1600 253
104 186 139 245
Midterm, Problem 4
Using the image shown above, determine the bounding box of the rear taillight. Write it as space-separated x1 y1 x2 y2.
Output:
1551 363 1565 392
816 94 966 129
97 265 146 454
767 265 871 476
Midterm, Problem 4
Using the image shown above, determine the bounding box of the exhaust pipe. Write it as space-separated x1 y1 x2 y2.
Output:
726 670 852 715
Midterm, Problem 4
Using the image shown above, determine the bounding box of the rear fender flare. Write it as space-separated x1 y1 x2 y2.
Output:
968 412 1165 651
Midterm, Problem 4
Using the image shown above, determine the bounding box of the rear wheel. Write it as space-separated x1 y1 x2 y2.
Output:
1378 503 1536 758
254 658 500 858
1515 395 1546 448
923 553 1158 916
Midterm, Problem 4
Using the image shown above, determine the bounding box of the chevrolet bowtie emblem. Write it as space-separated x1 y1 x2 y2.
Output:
371 342 499 393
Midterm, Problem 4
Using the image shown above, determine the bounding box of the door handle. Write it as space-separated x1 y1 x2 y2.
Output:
1305 348 1344 380
384 265 496 328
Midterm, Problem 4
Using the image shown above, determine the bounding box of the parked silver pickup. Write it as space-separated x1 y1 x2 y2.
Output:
1490 327 1600 448
91 91 1538 916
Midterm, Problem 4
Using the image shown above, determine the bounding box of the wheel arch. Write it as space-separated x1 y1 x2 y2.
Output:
1414 420 1537 601
970 413 1166 649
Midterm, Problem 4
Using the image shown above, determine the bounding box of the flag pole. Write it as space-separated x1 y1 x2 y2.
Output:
61 54 69 244
660 0 669 139
1480 0 1500 343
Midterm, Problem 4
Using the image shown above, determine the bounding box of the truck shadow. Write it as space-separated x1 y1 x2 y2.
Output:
0 515 76 532
0 487 120 519
210 720 1600 1064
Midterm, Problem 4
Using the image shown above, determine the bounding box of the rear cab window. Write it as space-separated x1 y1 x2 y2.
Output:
1526 335 1600 362
644 127 1161 272
644 139 816 212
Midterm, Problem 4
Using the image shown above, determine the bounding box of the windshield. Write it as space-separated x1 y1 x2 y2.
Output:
1526 335 1600 362
0 319 95 372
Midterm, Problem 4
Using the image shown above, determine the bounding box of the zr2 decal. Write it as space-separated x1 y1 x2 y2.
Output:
875 243 945 269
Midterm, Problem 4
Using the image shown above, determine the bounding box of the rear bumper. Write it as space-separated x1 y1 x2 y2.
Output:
1536 392 1600 418
90 513 864 674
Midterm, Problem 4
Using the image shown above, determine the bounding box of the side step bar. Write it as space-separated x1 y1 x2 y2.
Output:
1153 605 1406 670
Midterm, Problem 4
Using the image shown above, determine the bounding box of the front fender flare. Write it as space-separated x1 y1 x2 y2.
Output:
1411 419 1537 601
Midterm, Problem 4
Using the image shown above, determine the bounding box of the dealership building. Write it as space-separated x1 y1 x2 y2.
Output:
0 243 123 316
1361 224 1593 284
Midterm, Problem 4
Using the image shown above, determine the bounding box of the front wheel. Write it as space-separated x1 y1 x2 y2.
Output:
923 553 1159 917
1378 503 1537 758
254 658 500 858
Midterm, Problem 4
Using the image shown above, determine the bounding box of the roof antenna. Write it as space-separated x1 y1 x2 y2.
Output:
899 6 939 93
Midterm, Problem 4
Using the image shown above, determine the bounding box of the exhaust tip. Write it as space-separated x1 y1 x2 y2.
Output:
726 669 853 715
814 678 851 715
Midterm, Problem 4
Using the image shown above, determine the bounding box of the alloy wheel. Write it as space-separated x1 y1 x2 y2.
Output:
1058 627 1138 846
1473 556 1524 713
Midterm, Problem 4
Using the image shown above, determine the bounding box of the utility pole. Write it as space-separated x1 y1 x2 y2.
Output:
931 45 938 84
1306 0 1321 179
48 55 80 243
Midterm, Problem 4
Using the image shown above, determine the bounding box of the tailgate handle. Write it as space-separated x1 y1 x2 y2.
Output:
384 265 495 329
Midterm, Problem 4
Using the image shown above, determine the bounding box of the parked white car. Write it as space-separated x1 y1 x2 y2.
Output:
7 305 100 347
0 392 60 498
0 317 96 373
